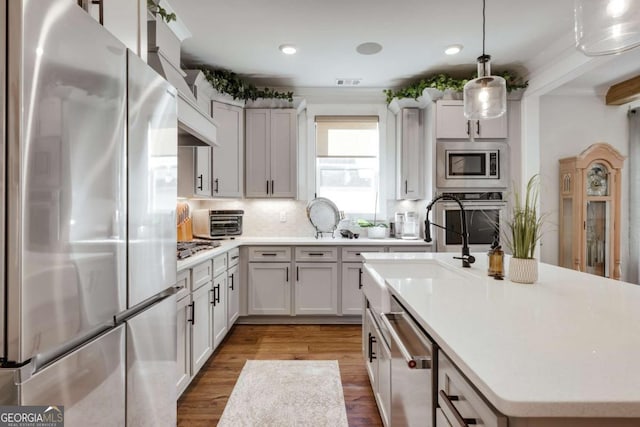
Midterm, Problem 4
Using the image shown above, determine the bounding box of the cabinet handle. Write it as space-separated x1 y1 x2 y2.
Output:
231 255 239 260
358 268 363 289
197 174 204 191
214 178 219 193
261 253 277 257
355 252 361 256
405 180 408 194
466 121 470 136
308 252 325 256
368 333 377 363
188 302 195 324
229 273 234 290
476 120 480 136
266 180 269 195
271 180 275 195
439 390 477 426
216 284 221 304
286 266 289 282
296 266 299 281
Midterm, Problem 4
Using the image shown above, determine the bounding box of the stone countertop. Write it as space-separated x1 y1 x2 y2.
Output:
361 252 640 418
176 236 432 271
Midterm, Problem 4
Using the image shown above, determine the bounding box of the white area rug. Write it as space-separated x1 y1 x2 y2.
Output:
218 360 349 427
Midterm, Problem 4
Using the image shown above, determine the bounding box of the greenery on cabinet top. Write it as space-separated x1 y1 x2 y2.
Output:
200 68 294 102
147 0 176 23
384 71 528 104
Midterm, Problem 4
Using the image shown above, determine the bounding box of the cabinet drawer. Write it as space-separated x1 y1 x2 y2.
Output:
438 351 506 427
227 247 240 267
213 254 227 277
295 246 338 262
341 246 385 262
192 260 213 290
248 246 292 262
175 269 190 301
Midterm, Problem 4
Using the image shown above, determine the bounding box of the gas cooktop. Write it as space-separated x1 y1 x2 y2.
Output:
177 240 221 260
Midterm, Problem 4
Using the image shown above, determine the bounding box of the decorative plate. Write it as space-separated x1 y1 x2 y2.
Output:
306 198 340 235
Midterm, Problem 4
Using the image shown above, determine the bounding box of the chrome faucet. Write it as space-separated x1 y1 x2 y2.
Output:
424 194 476 268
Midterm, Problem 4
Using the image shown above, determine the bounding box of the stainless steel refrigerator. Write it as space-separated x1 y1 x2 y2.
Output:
1 1 178 426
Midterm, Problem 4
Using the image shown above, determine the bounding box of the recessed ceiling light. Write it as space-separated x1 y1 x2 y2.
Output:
445 44 463 55
356 42 383 55
279 44 297 55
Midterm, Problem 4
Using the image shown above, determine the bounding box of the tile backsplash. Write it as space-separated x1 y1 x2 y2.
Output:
188 198 429 238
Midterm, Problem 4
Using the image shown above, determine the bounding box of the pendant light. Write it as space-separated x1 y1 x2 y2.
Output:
463 0 506 120
574 0 640 56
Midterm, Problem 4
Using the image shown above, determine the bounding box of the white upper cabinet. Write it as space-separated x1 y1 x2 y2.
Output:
436 100 507 139
397 108 425 199
245 109 297 198
211 101 244 198
178 146 212 197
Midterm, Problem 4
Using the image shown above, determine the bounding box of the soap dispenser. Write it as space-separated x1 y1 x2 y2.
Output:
487 239 504 280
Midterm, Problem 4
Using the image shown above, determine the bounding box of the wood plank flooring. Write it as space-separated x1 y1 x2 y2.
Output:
177 324 383 427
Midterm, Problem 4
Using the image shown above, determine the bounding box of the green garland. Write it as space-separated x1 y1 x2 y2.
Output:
384 71 528 104
200 68 294 102
147 0 176 23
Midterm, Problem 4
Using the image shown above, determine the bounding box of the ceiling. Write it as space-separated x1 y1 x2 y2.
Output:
170 0 637 92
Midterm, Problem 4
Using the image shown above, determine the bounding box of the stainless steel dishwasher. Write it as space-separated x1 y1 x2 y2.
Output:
380 295 434 427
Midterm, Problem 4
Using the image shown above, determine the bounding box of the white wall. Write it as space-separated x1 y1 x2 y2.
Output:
538 94 630 279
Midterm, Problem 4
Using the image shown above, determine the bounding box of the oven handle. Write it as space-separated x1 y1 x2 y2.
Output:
380 312 432 369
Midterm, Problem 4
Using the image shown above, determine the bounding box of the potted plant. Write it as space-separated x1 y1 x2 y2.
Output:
503 175 545 284
357 219 388 239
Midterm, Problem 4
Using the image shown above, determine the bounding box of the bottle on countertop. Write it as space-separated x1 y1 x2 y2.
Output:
488 238 504 280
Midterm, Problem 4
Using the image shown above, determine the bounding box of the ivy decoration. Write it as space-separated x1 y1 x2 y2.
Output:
384 71 528 104
200 68 294 102
147 0 176 23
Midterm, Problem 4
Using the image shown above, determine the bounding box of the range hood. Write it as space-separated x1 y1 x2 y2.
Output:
148 48 217 147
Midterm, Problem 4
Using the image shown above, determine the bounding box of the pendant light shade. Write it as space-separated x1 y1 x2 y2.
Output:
575 0 640 56
463 0 507 120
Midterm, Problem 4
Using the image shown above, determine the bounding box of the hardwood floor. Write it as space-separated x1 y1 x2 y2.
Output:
177 324 383 427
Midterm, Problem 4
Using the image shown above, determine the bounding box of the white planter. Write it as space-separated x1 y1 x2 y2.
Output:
508 258 538 284
367 227 387 239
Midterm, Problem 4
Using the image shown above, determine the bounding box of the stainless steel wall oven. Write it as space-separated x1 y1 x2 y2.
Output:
434 192 506 253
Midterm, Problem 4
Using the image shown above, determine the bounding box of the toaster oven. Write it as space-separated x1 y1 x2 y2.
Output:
192 209 244 238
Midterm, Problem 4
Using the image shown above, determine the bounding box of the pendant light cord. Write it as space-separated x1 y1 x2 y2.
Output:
482 0 486 56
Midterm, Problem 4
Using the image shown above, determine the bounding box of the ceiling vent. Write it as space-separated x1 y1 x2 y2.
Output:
335 78 362 87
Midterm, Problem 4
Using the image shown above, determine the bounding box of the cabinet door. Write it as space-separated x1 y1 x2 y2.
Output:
436 101 471 139
270 109 297 198
176 295 191 397
191 283 213 375
245 109 270 197
227 264 240 326
377 339 392 427
248 262 291 315
178 146 212 197
294 263 338 315
476 115 508 138
341 263 364 315
212 273 228 349
399 108 424 199
364 308 378 390
211 101 243 197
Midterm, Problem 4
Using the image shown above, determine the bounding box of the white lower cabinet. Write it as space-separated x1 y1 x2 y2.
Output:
176 294 191 397
227 264 240 325
436 408 452 427
212 272 228 348
248 262 291 315
294 263 338 315
341 263 364 315
364 308 379 391
377 337 392 427
191 283 213 374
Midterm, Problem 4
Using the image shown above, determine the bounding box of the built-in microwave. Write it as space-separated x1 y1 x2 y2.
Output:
436 141 508 189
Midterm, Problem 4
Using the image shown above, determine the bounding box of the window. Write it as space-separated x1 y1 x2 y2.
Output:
315 116 379 216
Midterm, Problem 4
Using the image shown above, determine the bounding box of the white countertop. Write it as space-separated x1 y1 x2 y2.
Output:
176 236 431 271
362 252 640 418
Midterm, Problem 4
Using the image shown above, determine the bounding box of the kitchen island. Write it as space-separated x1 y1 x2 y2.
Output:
362 252 640 426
